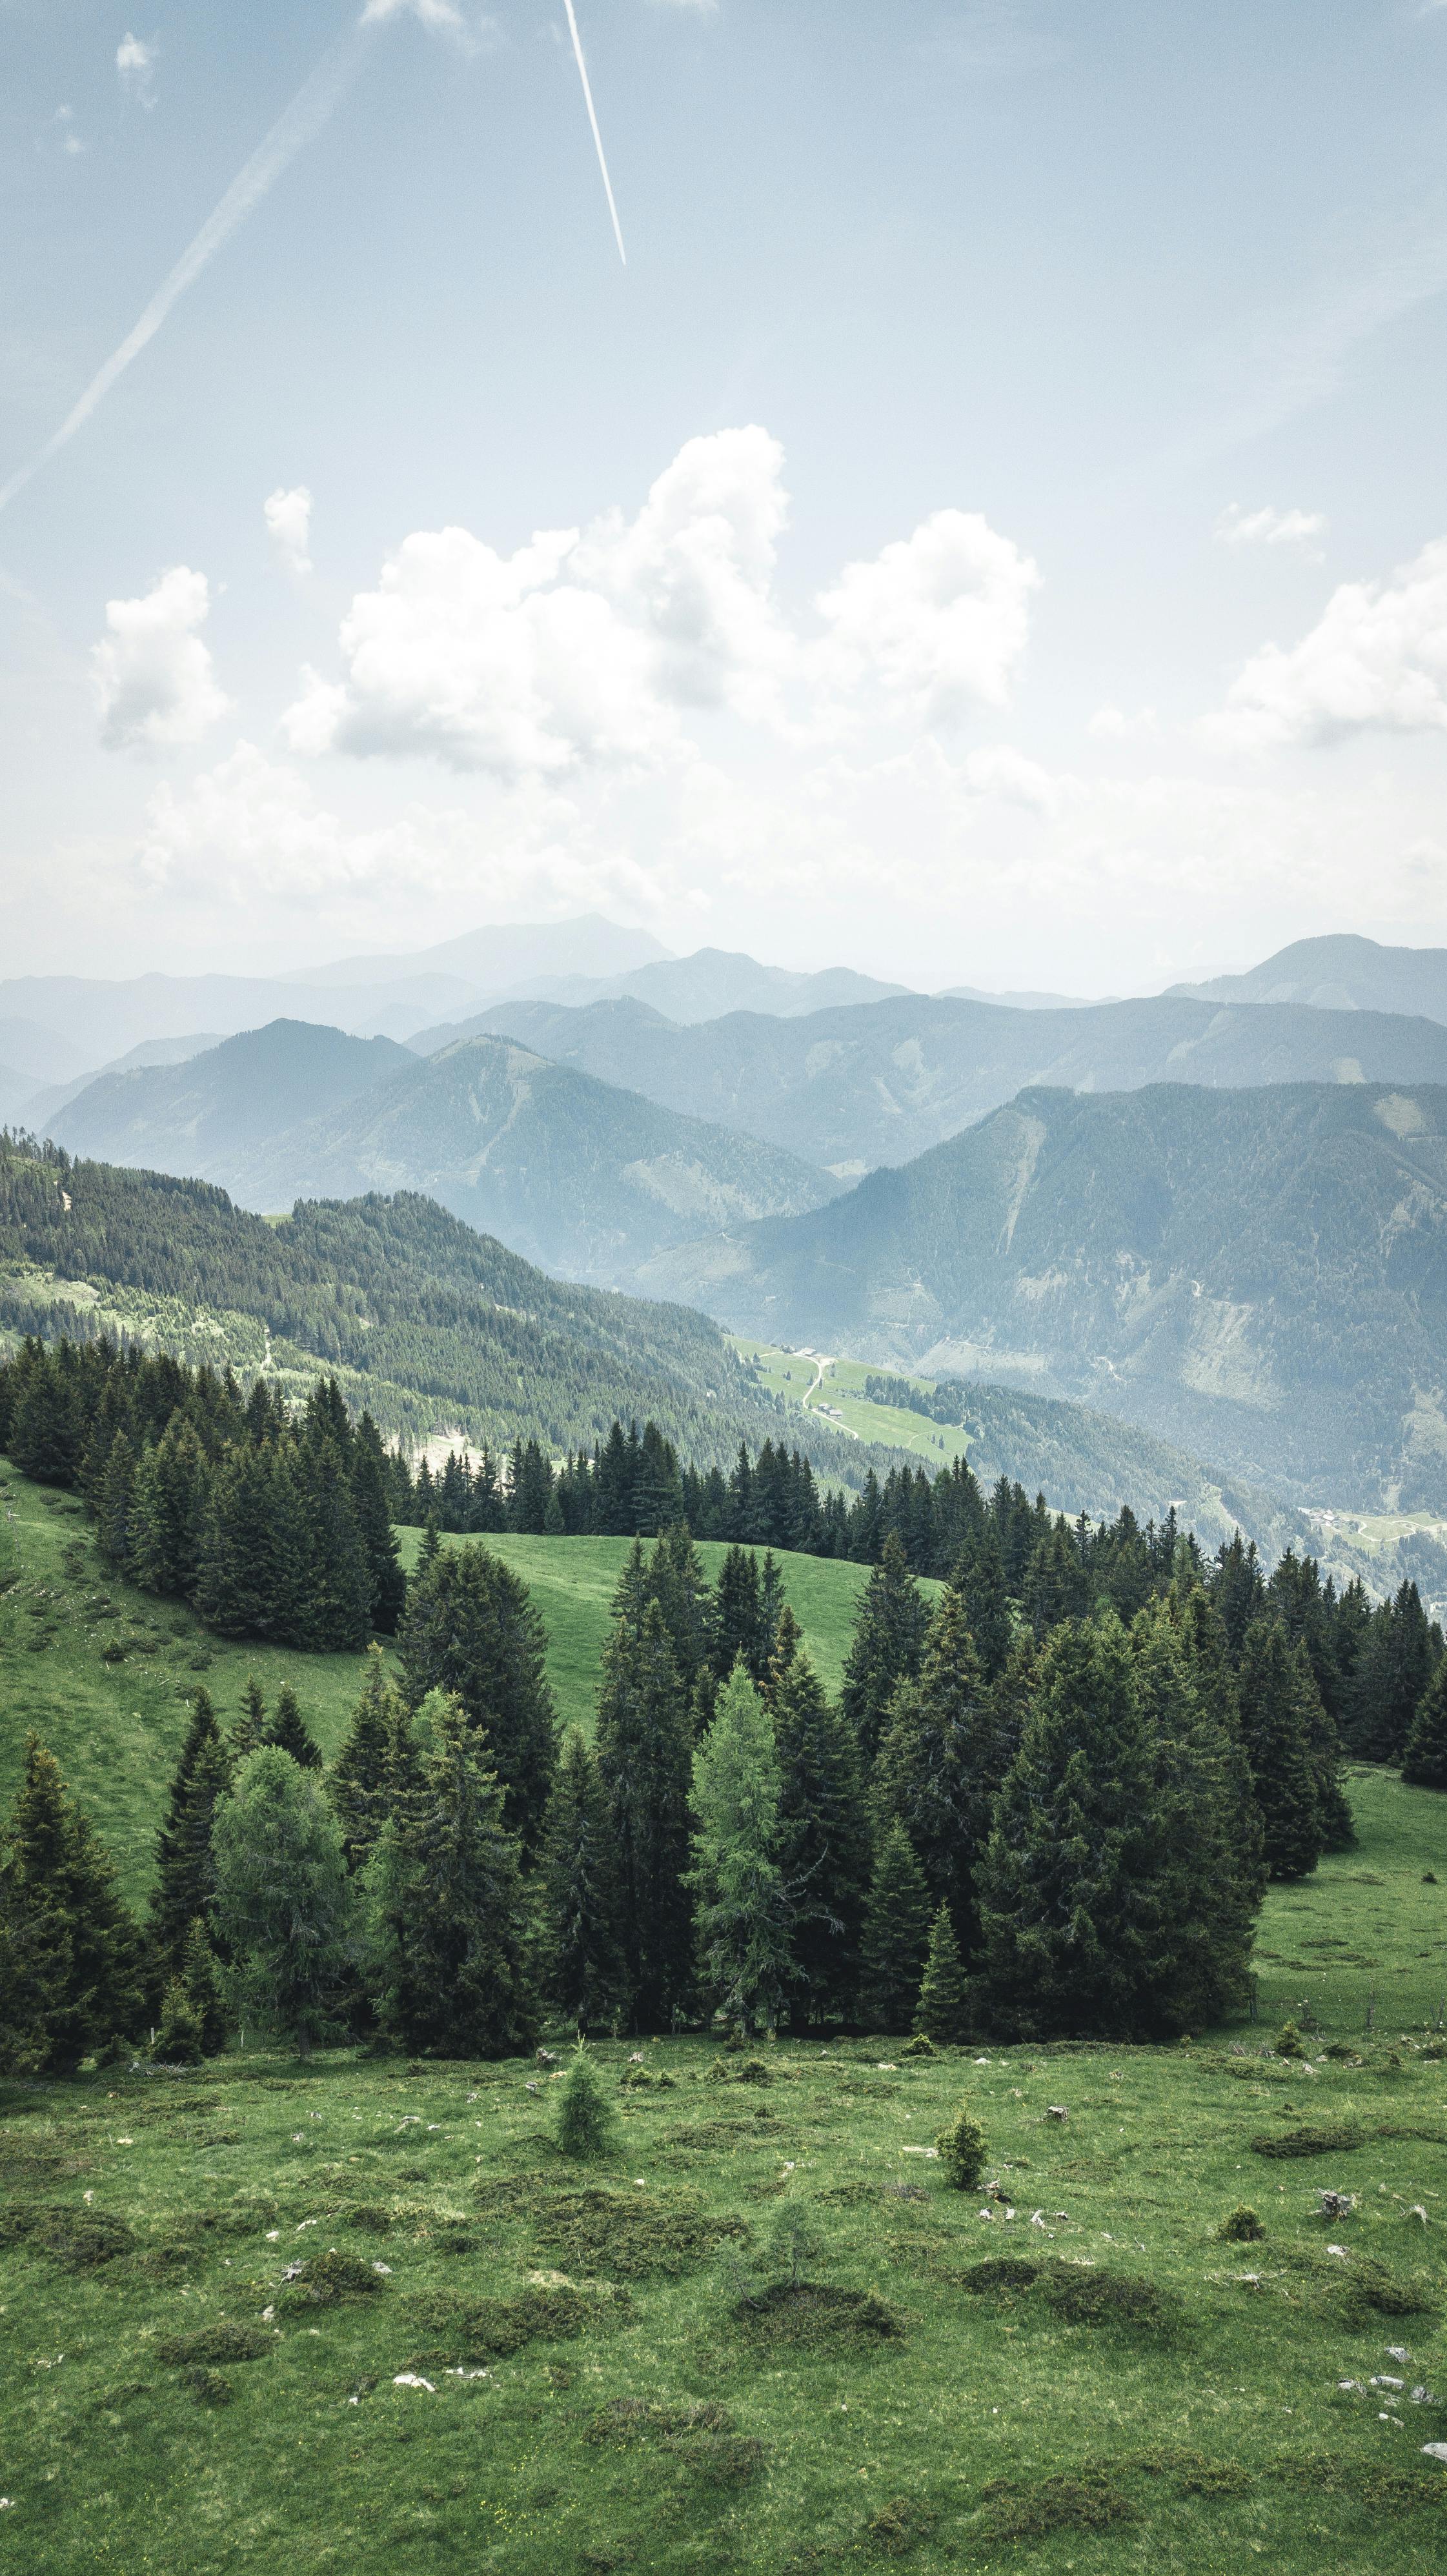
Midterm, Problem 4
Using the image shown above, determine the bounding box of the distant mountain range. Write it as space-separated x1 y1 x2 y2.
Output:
409 947 911 1045
1170 932 1447 1024
647 1081 1447 1511
456 989 1447 1174
48 1023 838 1283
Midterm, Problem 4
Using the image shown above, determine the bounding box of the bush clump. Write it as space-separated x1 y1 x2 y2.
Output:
410 2283 629 2360
1251 2124 1363 2158
976 2472 1137 2541
585 2397 762 2485
179 2366 232 2408
534 2187 747 2280
278 2248 385 2309
1217 2204 1267 2243
959 2255 1043 2295
705 2055 773 2086
1037 2264 1177 2331
1274 2020 1308 2060
935 2099 987 2191
900 2034 938 2060
618 2064 677 2091
0 2204 136 2268
731 2281 904 2350
1335 2256 1437 2324
343 2203 392 2233
156 2324 275 2367
864 2495 940 2557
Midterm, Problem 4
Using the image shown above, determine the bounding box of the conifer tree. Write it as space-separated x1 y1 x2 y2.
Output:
689 1666 793 2037
539 1728 625 2032
1129 1600 1259 2029
156 1976 205 2066
840 1535 929 1766
148 1688 233 1970
365 1691 538 2057
871 1587 986 1944
263 1682 324 1772
183 1915 228 2055
978 1614 1168 2038
131 1420 208 1599
1403 1656 1447 1790
1237 1617 1327 1881
329 1645 404 1873
710 1546 762 1682
773 1648 869 2026
296 1424 372 1651
0 1738 145 2069
557 2041 616 2158
350 1413 407 1634
212 1748 355 2057
858 1820 932 2033
646 1525 714 1694
233 1675 267 1760
96 1429 139 1570
194 1441 302 1641
397 1544 558 1859
951 1526 1013 1682
595 1598 694 2029
915 1902 970 2043
1344 1581 1437 1762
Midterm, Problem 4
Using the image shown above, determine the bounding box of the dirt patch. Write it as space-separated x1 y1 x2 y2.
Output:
533 2188 748 2280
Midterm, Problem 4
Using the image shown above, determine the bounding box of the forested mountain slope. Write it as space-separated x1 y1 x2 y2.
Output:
651 1081 1447 1510
408 945 909 1042
461 989 1447 1174
214 1032 838 1281
48 1021 412 1181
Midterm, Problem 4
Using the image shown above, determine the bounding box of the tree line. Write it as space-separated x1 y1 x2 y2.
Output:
10 1498 1446 2077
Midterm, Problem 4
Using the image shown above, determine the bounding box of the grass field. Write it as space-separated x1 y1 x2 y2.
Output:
734 1340 969 1470
0 1471 902 1897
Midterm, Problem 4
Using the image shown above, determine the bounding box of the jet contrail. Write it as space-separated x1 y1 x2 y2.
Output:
562 0 627 267
0 24 374 518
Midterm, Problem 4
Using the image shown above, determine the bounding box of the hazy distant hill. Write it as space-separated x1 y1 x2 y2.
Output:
219 1032 840 1282
24 1032 223 1132
49 1022 413 1179
649 1080 1447 1511
458 989 1447 1174
276 912 671 995
410 946 911 1045
1170 933 1447 1024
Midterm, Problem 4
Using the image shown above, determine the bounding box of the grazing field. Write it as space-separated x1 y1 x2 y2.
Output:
733 1340 969 1468
0 1471 905 1891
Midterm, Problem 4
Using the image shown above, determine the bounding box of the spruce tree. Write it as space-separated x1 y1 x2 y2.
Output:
858 1821 932 2034
0 1738 146 2069
329 1645 404 1872
131 1420 208 1600
212 1748 355 2057
710 1546 762 1683
155 1977 205 2066
195 1442 301 1642
773 1648 869 2026
978 1613 1168 2038
915 1902 970 2043
263 1682 323 1772
233 1675 267 1760
840 1536 929 1766
871 1587 986 1946
539 1729 625 2032
1402 1656 1447 1790
396 1544 558 1859
352 1413 408 1633
96 1429 139 1570
952 1527 1013 1682
646 1525 714 1694
689 1667 793 2037
183 1916 228 2055
556 2041 616 2158
1237 1617 1326 1881
365 1691 538 2058
148 1688 233 1970
296 1425 372 1651
595 1598 694 2030
1345 1582 1437 1762
1129 1600 1259 2031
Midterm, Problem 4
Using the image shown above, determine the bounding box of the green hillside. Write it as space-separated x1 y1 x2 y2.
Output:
659 1082 1447 1513
0 1467 882 1893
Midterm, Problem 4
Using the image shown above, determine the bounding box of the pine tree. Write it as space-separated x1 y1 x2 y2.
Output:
96 1429 139 1570
1129 1600 1259 2031
131 1420 208 1600
364 1691 538 2058
212 1748 355 2057
329 1645 404 1873
1345 1582 1437 1762
556 2041 616 2158
350 1413 407 1635
951 1526 1013 1682
978 1614 1168 2038
840 1536 929 1766
233 1675 267 1760
773 1648 869 2026
183 1916 228 2055
1402 1656 1447 1791
263 1682 323 1773
156 1976 205 2066
148 1688 233 1970
689 1666 793 2037
858 1821 932 2034
1237 1618 1327 1881
646 1525 714 1693
539 1729 625 2032
396 1544 558 1860
710 1546 762 1682
915 1902 970 2043
0 1737 146 2070
871 1587 986 1946
296 1424 372 1651
195 1441 301 1642
595 1598 694 2030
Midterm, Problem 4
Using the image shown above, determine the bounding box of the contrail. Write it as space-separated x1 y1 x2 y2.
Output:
562 0 627 267
0 24 373 518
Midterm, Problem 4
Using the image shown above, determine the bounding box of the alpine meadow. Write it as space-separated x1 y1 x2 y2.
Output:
6 7 1447 2572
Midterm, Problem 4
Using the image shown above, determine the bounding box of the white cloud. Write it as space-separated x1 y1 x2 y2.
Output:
286 429 1037 778
51 105 86 157
359 0 464 26
92 567 230 752
1216 502 1325 554
116 34 158 108
265 485 314 576
1089 703 1160 742
1214 536 1447 747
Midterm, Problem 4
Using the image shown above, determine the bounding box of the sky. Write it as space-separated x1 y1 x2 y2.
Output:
2 0 1447 996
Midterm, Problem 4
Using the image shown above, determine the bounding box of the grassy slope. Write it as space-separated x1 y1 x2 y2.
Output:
0 1473 891 1898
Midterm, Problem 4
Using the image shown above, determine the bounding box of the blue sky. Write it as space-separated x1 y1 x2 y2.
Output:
3 0 1447 992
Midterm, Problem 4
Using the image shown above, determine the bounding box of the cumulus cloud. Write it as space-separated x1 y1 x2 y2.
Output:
265 485 314 576
50 105 86 157
1214 537 1447 747
116 34 158 108
92 567 230 752
360 0 465 25
1216 501 1325 554
285 430 1037 778
1089 703 1160 742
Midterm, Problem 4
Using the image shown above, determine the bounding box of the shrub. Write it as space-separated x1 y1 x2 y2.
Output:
534 2187 747 2280
1274 2020 1307 2060
1217 2204 1266 2242
731 2282 904 2350
156 2324 274 2366
278 2249 384 2309
1037 2264 1176 2330
557 2044 616 2160
585 2397 763 2486
865 2495 940 2557
705 2055 773 2086
1251 2124 1363 2158
900 2033 937 2059
935 2099 987 2191
976 2473 1137 2541
409 2284 623 2360
959 2255 1042 2295
0 2204 135 2268
154 1979 205 2068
